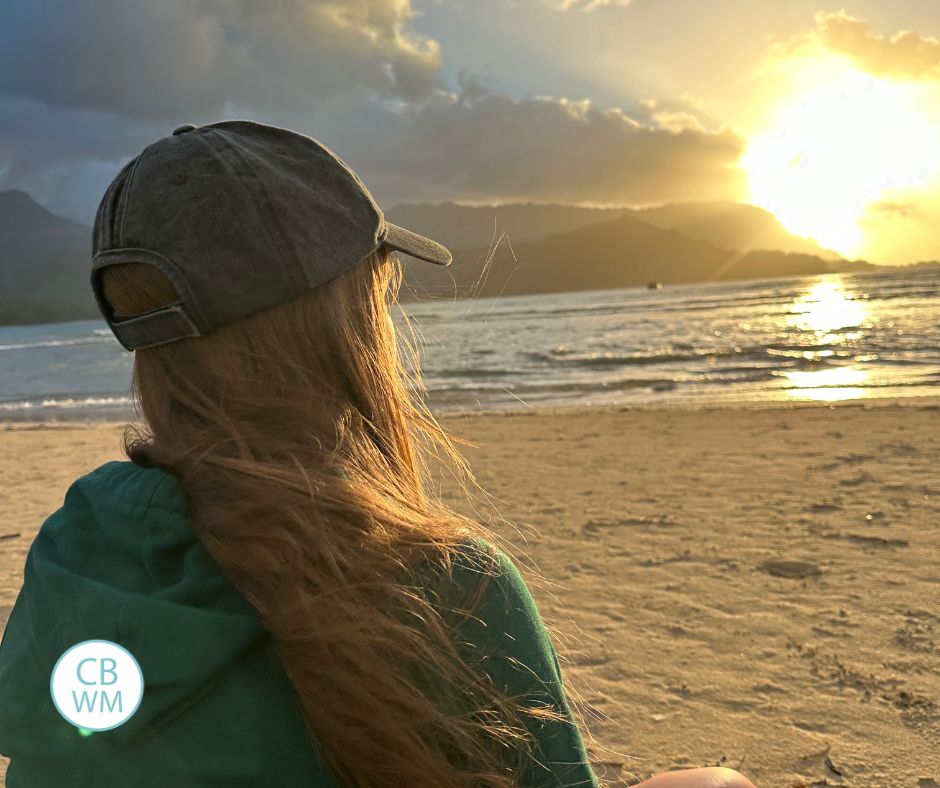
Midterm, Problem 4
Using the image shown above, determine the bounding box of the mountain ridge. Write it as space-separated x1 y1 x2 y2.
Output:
385 199 839 259
0 191 100 326
0 190 904 326
399 213 874 301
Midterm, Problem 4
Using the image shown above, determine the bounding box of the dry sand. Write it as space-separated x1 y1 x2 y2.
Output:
1 401 938 786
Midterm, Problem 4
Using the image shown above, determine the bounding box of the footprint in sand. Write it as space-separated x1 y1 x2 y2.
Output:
751 682 787 695
794 645 939 734
822 532 909 549
894 612 936 653
759 559 822 579
835 453 874 464
882 442 920 456
839 473 874 486
807 503 842 513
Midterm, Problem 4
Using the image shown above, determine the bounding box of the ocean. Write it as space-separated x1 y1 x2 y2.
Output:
1 267 937 422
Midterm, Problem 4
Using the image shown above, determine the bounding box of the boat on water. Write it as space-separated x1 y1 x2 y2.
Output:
647 281 663 290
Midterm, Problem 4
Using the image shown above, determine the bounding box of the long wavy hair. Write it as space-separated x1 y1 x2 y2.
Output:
98 246 596 787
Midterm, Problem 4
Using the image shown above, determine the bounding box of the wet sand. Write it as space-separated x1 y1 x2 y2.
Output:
1 401 938 785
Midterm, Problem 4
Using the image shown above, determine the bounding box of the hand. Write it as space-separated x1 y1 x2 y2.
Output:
635 766 756 788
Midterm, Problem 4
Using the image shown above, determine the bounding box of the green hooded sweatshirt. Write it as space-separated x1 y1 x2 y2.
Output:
0 460 599 787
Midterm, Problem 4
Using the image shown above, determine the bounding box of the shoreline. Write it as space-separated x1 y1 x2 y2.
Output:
2 392 938 431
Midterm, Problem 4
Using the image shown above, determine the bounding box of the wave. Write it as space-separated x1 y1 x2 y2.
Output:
408 270 939 328
436 291 804 324
427 377 681 397
425 370 937 406
434 367 520 379
0 395 132 412
0 336 115 352
520 344 863 371
520 349 726 367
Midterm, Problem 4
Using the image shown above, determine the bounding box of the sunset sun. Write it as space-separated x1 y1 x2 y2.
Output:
741 66 940 256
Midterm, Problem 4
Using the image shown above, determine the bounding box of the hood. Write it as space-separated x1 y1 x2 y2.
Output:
0 459 267 757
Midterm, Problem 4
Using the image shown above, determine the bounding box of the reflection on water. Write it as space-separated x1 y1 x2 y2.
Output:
787 386 870 403
781 366 870 401
782 277 872 401
787 278 869 332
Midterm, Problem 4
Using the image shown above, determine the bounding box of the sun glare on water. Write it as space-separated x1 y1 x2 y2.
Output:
787 278 868 336
742 66 940 256
780 277 872 402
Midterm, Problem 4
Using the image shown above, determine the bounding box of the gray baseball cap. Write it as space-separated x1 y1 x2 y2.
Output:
90 119 452 352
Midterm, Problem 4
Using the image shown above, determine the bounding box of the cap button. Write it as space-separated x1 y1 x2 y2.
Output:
172 124 198 136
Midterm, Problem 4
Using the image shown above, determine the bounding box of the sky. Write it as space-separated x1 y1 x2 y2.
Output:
2 0 939 264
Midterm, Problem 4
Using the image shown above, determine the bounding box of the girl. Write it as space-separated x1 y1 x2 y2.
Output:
0 120 753 788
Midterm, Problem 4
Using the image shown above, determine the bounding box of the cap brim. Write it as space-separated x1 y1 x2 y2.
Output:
381 222 452 266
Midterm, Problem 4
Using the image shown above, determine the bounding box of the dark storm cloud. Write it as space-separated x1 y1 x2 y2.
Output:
0 96 169 220
0 98 160 181
347 87 747 206
0 1 746 219
0 0 443 121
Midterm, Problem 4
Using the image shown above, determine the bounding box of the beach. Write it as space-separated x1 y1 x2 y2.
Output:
1 400 938 786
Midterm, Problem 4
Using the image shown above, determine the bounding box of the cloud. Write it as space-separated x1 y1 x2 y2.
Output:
545 0 635 10
0 97 163 221
638 96 711 134
1 82 747 222
866 199 924 220
0 1 746 221
858 187 940 263
0 98 160 178
342 85 746 207
0 0 443 122
801 11 940 81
